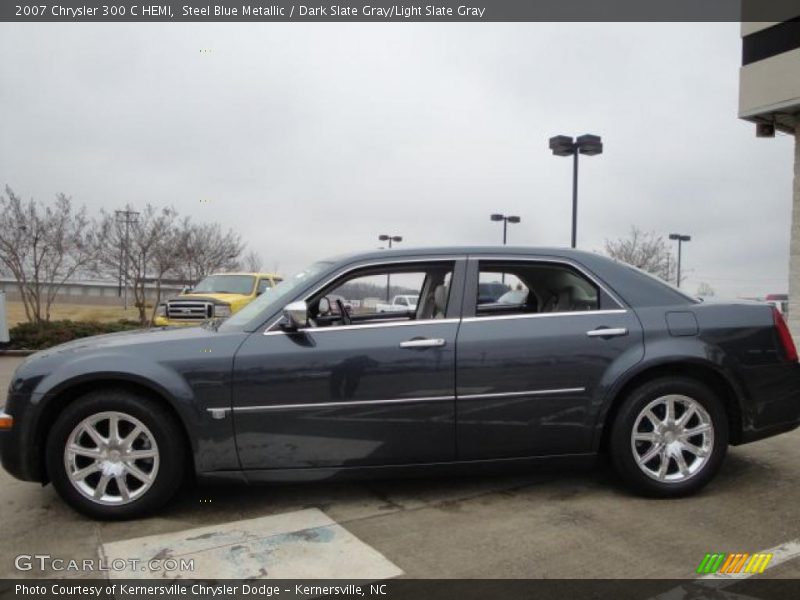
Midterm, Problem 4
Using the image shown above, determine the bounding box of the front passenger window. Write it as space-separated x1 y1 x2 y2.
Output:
308 263 454 328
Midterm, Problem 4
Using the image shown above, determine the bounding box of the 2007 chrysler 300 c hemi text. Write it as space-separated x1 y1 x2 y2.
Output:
2 247 800 519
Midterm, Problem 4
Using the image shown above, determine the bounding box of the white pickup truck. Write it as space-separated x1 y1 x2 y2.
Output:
375 294 419 313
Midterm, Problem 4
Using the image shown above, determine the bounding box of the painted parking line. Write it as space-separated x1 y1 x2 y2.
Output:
99 508 404 580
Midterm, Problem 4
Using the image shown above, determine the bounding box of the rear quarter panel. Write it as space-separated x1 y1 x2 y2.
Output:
627 301 800 443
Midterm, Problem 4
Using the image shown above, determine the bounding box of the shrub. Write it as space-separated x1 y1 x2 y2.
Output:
3 319 144 350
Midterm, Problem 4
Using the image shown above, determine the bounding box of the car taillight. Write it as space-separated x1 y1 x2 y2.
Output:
772 307 798 362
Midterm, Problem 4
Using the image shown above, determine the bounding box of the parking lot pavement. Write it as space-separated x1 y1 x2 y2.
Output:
2 354 800 580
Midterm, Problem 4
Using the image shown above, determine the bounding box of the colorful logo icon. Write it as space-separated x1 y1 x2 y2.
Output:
697 553 773 574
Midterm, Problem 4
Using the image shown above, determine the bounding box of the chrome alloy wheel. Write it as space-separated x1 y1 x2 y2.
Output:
630 395 714 483
63 411 160 505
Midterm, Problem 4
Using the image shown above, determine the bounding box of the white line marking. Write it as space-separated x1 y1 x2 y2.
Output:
100 508 403 580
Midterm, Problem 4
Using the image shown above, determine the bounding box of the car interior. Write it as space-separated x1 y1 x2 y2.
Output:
476 262 599 316
307 264 454 327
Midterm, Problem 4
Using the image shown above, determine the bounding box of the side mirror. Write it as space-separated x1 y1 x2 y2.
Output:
318 296 331 314
282 301 308 331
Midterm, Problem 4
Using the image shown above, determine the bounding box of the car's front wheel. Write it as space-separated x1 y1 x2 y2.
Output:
46 389 187 519
610 377 728 497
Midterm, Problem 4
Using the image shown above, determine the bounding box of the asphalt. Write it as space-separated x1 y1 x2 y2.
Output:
2 355 799 580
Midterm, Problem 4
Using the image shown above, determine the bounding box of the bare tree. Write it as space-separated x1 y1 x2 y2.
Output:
173 220 244 283
147 218 184 324
240 249 263 272
0 187 104 324
605 226 673 281
98 204 179 324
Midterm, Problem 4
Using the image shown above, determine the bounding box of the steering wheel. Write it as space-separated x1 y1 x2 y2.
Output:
335 299 351 326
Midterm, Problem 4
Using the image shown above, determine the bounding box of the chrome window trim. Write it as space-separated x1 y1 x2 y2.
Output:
264 317 461 336
469 254 626 309
461 309 628 324
211 387 587 415
264 256 463 335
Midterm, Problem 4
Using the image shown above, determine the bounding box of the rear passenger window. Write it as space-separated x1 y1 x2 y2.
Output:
476 261 600 316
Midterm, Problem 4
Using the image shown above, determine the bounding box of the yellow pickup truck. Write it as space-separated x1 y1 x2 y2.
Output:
154 272 282 326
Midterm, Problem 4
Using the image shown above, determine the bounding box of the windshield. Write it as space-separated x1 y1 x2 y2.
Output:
220 261 334 330
192 274 255 295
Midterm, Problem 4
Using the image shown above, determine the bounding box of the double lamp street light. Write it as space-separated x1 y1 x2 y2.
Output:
490 213 521 245
378 234 403 301
549 134 603 249
669 233 691 288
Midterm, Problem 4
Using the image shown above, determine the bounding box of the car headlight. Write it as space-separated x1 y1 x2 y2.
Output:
214 304 232 318
156 304 166 317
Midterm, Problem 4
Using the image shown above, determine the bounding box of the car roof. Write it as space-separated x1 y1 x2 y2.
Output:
325 245 597 262
207 272 282 278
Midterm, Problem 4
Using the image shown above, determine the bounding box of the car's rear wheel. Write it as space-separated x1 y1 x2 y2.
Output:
46 389 187 520
610 377 728 497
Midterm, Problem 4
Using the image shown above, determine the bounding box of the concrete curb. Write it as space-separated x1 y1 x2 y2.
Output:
0 349 36 357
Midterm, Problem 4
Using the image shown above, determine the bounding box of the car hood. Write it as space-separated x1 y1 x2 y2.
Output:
25 325 216 361
172 293 250 303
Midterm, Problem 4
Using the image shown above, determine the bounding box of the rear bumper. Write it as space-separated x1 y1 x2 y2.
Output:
736 362 800 445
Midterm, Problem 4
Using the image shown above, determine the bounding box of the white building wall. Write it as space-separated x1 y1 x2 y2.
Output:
790 127 800 338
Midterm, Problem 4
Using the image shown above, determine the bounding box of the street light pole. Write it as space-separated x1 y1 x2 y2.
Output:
490 214 521 246
378 234 402 301
669 233 691 288
571 149 579 249
490 214 520 284
549 134 603 248
115 209 140 311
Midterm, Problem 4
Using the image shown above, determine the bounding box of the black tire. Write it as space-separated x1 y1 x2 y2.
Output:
45 389 187 520
609 376 728 498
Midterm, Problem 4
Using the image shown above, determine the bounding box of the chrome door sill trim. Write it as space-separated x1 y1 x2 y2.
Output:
458 388 586 400
213 387 587 415
210 395 455 414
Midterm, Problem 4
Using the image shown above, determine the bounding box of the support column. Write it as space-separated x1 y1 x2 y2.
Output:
788 125 800 338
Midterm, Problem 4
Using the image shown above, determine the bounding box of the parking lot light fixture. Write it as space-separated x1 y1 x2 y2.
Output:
549 134 603 248
378 234 402 249
378 234 402 300
668 233 691 288
490 214 521 246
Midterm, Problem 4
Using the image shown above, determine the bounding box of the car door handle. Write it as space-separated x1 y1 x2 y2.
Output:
399 338 446 348
586 327 628 338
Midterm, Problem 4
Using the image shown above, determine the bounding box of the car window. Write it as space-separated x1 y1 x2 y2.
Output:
193 274 255 295
309 263 454 328
257 279 273 295
475 261 599 316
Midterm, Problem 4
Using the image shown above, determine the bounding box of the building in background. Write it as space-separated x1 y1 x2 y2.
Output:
739 15 800 335
0 278 185 307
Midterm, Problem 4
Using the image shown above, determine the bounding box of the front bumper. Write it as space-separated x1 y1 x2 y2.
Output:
0 398 44 483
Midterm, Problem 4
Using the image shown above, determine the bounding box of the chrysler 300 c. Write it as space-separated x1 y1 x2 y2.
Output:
2 247 799 519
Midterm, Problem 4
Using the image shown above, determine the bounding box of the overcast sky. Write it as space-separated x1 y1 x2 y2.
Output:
0 22 794 298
